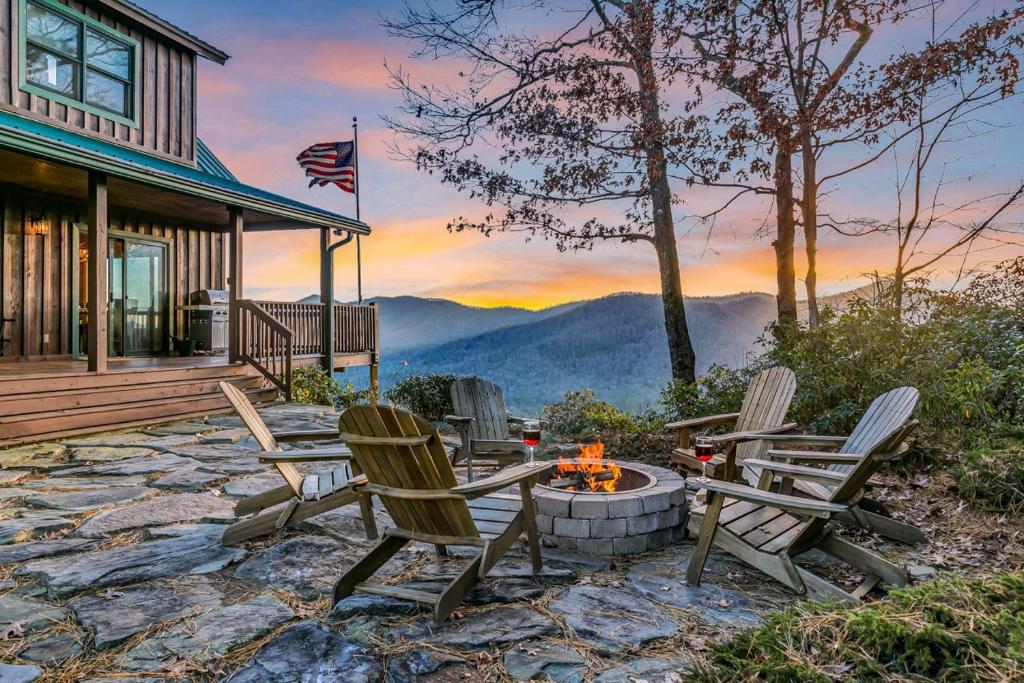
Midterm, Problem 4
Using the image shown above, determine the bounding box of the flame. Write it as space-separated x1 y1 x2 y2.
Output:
555 442 623 493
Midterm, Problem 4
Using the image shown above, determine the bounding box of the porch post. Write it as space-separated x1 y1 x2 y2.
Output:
320 229 334 372
228 207 243 363
87 172 108 372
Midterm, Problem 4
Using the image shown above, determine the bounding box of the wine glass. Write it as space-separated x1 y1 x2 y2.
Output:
695 435 715 481
522 420 541 464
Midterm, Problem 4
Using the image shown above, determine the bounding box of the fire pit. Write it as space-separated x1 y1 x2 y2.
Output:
533 443 688 556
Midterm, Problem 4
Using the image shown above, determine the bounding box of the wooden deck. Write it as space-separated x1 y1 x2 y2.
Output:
0 352 371 378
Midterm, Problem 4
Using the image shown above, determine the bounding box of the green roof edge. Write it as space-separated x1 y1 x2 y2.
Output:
0 110 369 234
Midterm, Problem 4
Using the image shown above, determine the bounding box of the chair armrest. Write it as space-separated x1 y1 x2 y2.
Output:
685 477 847 518
444 415 474 424
272 428 341 443
258 446 352 463
452 462 549 499
338 433 433 447
664 413 740 430
709 423 798 444
741 458 849 485
506 415 548 425
354 481 466 501
765 449 863 464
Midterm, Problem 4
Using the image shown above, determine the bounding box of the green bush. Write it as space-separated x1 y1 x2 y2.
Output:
543 389 662 439
957 429 1024 512
383 373 472 421
660 364 756 423
291 367 365 409
691 571 1024 682
660 259 1024 451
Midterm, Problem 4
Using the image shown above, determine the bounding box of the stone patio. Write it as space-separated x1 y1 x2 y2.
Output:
0 404 799 682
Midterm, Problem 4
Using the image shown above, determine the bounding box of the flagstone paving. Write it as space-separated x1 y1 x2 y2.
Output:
0 404 798 682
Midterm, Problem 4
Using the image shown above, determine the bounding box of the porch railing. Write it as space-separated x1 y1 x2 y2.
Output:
235 300 379 400
334 302 378 355
235 300 293 400
249 301 379 359
253 302 324 356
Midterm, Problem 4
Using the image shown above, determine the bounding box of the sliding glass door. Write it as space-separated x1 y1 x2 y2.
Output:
109 237 168 356
76 229 168 358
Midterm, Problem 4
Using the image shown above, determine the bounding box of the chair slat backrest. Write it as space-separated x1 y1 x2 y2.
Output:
339 405 479 538
450 378 510 441
832 387 920 473
734 367 797 463
218 381 304 496
788 419 919 553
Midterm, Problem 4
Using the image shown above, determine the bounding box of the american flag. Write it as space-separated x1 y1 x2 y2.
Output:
296 141 356 192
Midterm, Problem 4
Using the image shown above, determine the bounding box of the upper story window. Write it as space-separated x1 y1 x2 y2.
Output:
22 0 136 122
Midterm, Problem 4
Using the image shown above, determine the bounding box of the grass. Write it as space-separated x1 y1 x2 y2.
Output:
688 572 1024 682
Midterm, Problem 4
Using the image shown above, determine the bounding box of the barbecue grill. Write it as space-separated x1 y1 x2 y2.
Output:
179 289 229 352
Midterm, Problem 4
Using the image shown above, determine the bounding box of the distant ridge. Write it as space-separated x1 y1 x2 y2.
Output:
376 292 778 413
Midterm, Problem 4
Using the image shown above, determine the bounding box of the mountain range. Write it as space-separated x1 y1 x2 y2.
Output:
357 292 779 413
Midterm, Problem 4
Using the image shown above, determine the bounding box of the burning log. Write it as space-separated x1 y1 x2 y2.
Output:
549 469 615 491
552 442 623 493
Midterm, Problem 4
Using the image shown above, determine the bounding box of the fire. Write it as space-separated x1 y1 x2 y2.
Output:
555 442 623 493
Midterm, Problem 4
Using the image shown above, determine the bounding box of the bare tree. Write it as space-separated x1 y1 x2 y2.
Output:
676 0 1024 326
382 1 701 381
824 86 1024 316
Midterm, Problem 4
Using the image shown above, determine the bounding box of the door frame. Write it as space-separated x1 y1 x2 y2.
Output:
71 224 172 358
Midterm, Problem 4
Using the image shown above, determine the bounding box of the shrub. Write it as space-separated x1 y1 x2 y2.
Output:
691 571 1024 682
383 373 472 421
660 364 756 422
543 389 662 439
291 367 365 409
659 259 1023 450
957 428 1024 512
772 261 1024 437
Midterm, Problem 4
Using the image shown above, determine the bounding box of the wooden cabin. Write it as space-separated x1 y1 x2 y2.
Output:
0 0 377 446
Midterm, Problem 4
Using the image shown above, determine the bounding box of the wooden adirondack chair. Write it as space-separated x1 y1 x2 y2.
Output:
333 404 549 624
667 366 797 478
686 413 919 603
446 378 544 481
217 381 378 545
738 386 923 544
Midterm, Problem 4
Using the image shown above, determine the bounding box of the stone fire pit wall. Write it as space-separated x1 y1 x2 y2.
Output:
533 461 689 556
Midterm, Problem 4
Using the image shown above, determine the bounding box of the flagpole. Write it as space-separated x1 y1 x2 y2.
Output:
353 116 362 305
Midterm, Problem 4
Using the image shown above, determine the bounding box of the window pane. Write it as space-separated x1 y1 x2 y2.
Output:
86 28 130 80
85 69 127 115
26 2 79 57
25 44 78 96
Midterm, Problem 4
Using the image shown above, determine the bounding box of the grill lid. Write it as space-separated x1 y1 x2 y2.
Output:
189 289 230 306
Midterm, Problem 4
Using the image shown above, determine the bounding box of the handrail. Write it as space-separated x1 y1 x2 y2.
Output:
234 299 293 400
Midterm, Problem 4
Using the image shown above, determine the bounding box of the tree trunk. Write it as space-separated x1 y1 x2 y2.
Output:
801 130 819 327
773 144 798 322
635 39 696 382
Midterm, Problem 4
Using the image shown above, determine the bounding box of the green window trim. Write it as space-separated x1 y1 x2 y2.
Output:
18 0 140 129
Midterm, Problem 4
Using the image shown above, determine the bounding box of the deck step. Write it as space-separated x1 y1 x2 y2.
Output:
0 363 279 447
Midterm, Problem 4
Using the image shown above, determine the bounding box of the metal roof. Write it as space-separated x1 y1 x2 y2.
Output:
196 139 238 182
0 110 369 235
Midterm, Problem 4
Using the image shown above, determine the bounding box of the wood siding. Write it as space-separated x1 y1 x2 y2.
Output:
0 0 197 163
0 186 226 358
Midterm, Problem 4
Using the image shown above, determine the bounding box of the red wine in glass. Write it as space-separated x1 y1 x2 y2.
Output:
522 420 541 463
695 435 715 479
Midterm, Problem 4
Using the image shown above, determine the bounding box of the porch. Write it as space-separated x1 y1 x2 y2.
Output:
0 109 375 446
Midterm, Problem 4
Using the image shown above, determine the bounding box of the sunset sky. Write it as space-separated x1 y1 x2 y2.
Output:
139 0 1024 309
